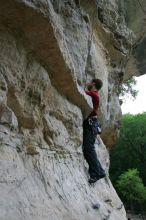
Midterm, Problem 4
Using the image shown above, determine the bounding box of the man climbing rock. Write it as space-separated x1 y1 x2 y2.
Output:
83 78 106 184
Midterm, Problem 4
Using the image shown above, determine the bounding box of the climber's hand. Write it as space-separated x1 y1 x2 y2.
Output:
85 82 95 91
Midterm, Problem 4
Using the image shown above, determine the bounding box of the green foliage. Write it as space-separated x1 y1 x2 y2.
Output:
110 113 146 185
116 169 146 205
110 113 146 212
118 77 138 99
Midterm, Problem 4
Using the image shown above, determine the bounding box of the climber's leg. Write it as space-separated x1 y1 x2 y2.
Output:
83 118 105 182
83 142 105 180
84 146 105 178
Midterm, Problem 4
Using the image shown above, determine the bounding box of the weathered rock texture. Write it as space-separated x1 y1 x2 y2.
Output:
0 0 144 219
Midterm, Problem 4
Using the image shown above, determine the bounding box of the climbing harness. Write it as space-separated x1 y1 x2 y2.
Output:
88 117 102 135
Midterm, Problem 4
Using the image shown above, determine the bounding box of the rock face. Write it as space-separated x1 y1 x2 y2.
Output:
0 0 144 219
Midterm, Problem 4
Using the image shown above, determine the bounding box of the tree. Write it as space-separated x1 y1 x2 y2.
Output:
118 77 138 99
116 169 146 212
110 113 146 185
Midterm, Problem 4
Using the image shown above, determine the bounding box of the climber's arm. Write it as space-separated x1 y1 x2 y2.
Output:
85 90 93 96
85 82 96 97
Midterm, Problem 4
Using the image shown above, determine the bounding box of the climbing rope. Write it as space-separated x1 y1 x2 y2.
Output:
129 64 146 75
85 0 144 87
120 0 146 75
136 0 146 17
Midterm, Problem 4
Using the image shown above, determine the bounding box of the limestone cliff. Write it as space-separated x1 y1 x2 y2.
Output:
0 1 144 220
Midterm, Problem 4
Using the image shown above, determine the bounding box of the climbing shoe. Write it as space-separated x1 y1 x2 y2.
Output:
88 174 106 184
88 177 98 184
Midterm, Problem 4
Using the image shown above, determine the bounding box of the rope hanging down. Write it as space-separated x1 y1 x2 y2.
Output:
136 0 146 17
119 0 146 75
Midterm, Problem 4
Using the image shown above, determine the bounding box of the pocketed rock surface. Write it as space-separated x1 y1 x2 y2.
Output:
0 0 145 219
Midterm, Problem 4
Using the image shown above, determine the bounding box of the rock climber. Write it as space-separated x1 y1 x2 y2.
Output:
83 78 106 184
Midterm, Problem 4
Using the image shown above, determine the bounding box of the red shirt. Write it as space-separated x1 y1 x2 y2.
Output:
85 90 99 117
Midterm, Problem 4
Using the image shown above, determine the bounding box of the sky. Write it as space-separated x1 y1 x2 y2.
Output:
121 74 146 115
